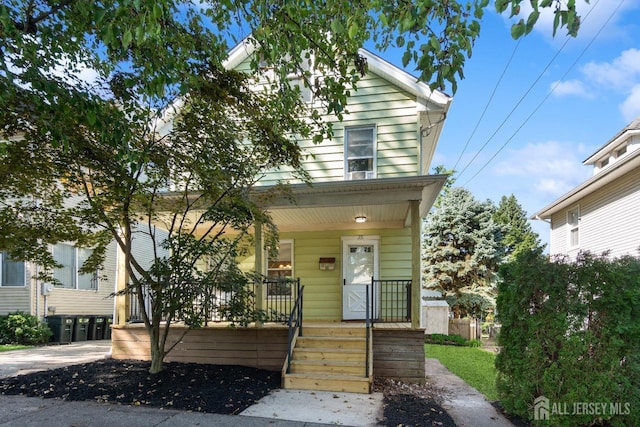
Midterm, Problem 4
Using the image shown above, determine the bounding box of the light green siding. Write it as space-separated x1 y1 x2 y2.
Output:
233 56 421 186
238 228 412 321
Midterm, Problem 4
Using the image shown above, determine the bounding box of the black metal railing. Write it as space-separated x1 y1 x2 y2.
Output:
126 277 301 324
370 278 412 323
285 284 305 374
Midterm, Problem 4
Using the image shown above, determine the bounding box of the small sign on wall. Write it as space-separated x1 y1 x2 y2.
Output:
319 257 336 271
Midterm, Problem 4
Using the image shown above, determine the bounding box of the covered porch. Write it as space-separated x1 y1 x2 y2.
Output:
112 175 445 392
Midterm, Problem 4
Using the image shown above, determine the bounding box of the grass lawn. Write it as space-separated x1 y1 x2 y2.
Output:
0 344 33 352
426 343 498 401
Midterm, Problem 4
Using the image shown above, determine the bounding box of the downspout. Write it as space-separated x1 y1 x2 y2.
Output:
34 263 39 319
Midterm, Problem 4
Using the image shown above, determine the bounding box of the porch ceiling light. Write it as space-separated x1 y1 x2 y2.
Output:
355 216 367 223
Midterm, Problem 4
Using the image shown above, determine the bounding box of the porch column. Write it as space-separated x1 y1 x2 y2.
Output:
410 200 421 329
254 220 264 326
115 242 128 326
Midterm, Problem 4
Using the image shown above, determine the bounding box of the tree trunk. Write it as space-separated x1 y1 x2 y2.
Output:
148 326 164 374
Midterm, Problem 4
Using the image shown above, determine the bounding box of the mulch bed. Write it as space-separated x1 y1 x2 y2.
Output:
0 359 457 426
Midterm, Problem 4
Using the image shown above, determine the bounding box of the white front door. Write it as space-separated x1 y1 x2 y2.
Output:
342 237 379 320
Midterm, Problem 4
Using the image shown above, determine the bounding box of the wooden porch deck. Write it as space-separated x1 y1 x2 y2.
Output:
111 320 425 390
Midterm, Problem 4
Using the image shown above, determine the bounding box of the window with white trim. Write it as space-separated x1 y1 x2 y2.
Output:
52 244 98 290
266 240 293 297
345 126 376 180
0 252 25 287
567 207 580 248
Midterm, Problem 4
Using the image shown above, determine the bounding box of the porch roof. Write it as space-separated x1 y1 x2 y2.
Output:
253 175 448 232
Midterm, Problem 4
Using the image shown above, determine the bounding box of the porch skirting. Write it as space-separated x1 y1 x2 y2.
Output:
111 323 426 384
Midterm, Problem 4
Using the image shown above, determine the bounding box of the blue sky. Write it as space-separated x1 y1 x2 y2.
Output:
394 0 640 248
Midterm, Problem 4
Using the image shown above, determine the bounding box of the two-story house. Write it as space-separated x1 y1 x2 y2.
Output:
110 42 452 393
533 117 640 258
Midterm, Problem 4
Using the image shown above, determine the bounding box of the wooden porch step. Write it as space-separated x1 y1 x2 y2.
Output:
301 326 366 338
289 359 367 376
295 336 365 350
283 325 373 394
292 347 366 362
283 372 372 394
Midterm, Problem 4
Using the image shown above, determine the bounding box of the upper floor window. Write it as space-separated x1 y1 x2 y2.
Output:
567 207 580 248
53 244 97 290
616 145 627 158
0 252 25 287
345 126 376 180
266 240 293 297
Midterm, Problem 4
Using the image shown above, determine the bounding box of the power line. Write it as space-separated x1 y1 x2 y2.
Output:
455 0 607 181
452 38 522 172
460 0 624 187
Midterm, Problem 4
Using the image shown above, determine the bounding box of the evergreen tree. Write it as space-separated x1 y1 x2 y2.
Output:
422 187 504 317
494 194 545 259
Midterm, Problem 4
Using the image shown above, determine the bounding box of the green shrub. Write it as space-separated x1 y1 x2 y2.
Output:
496 251 640 427
467 339 481 348
0 312 52 345
425 333 476 347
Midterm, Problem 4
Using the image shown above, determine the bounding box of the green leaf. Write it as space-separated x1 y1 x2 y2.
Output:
348 21 359 39
526 11 540 34
122 29 133 48
495 0 509 13
87 110 96 126
330 18 344 34
511 20 526 39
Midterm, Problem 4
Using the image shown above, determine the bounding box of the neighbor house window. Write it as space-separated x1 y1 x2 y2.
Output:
567 207 580 248
266 240 293 297
0 252 25 287
53 244 97 290
345 126 376 180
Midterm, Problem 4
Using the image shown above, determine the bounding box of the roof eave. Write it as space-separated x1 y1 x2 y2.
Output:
532 149 640 219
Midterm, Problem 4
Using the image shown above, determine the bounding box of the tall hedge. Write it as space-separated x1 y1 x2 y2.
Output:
496 251 640 426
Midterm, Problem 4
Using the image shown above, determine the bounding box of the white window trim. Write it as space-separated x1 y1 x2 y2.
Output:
53 244 99 291
0 253 26 287
265 239 294 299
567 206 580 249
344 125 377 180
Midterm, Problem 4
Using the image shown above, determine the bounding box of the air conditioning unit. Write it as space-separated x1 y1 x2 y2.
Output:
348 171 375 180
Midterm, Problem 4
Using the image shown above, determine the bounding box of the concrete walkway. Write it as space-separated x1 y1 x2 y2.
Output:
426 358 514 427
0 342 514 426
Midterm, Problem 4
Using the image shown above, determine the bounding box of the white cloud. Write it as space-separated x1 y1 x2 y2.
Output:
581 48 640 90
620 84 640 122
493 140 591 197
550 79 590 97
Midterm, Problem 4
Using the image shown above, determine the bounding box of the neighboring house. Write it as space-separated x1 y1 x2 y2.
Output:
0 242 115 321
0 219 163 324
110 41 452 393
533 117 640 258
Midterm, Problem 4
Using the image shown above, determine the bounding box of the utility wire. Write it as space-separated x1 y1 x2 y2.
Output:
460 0 623 187
455 0 606 181
452 38 522 172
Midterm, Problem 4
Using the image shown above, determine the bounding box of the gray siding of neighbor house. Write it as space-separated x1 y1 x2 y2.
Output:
35 241 118 318
0 263 32 316
550 165 640 258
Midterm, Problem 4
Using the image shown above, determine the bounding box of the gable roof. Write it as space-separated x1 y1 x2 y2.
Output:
532 119 640 220
225 39 452 111
583 117 640 165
